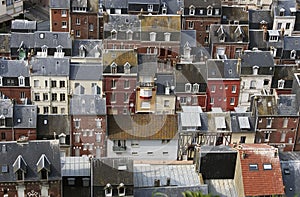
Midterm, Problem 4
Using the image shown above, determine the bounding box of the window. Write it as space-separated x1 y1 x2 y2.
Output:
263 164 272 170
193 83 199 93
60 93 65 101
74 119 81 129
45 80 48 87
51 80 57 88
205 25 210 32
240 136 246 143
67 178 75 185
164 100 170 107
180 97 187 104
60 81 65 88
111 62 117 73
95 118 102 128
280 132 286 142
111 80 116 89
126 30 133 40
118 183 126 196
200 9 204 14
111 30 117 40
215 9 219 15
286 23 290 29
35 93 40 101
124 80 130 89
278 79 285 89
189 5 195 15
265 132 270 142
1 132 6 140
230 97 235 105
210 97 214 104
76 30 80 37
207 6 213 15
188 21 194 29
205 36 209 43
61 10 67 17
211 85 216 92
149 32 156 41
89 24 94 32
95 132 101 142
277 23 282 29
124 93 129 103
263 79 269 86
16 170 24 180
43 107 49 114
185 83 191 92
43 93 48 101
249 164 258 171
62 21 67 28
267 119 272 128
52 107 58 114
111 93 116 103
283 118 288 128
232 85 237 93
34 80 40 87
76 18 80 25
18 76 24 86
1 165 8 173
82 178 90 187
250 80 256 89
51 93 57 101
148 4 153 12
291 50 296 59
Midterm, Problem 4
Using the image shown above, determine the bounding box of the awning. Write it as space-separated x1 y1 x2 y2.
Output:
215 117 226 129
181 112 201 127
238 116 250 129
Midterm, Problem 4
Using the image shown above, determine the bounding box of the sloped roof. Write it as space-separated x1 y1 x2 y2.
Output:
71 0 87 7
11 20 36 30
283 36 300 51
236 144 284 196
70 95 106 115
104 0 128 8
271 64 297 89
37 115 70 137
137 54 157 77
72 39 102 58
69 64 103 80
50 0 70 8
0 99 13 118
61 156 90 177
184 0 221 8
221 6 249 23
277 94 298 115
206 179 238 197
248 10 272 26
13 105 37 128
207 59 239 79
230 112 255 133
0 60 29 77
107 114 178 140
209 24 249 43
103 49 138 67
104 14 141 32
30 57 70 76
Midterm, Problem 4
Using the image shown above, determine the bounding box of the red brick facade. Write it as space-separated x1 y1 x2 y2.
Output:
71 13 99 39
50 9 70 32
0 87 31 104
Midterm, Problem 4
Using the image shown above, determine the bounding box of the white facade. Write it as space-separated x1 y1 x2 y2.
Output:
31 76 69 115
69 80 103 96
107 139 178 160
155 95 176 115
5 0 23 17
234 0 272 10
273 16 296 36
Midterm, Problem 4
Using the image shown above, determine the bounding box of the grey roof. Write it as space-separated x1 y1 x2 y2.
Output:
10 32 35 49
104 14 141 32
162 0 182 15
0 99 13 118
248 30 283 50
0 140 61 182
50 0 70 8
283 36 300 51
209 24 249 43
0 60 30 77
104 0 128 8
30 57 70 76
279 152 300 197
128 0 160 4
206 179 238 197
248 10 273 27
70 95 106 115
207 59 240 79
11 20 37 30
155 73 175 95
184 0 221 8
61 156 90 177
134 164 201 188
230 112 255 133
221 6 249 23
70 64 103 80
277 94 298 115
207 112 231 132
274 0 296 16
138 54 157 77
13 105 37 128
72 40 102 58
271 64 297 89
37 115 70 137
71 0 87 7
181 30 197 48
0 34 11 53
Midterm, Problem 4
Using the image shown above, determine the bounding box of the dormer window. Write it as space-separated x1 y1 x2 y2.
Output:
79 45 86 57
193 83 199 93
185 83 192 92
13 155 27 181
126 30 133 40
207 6 213 16
149 32 156 41
59 133 66 144
280 8 285 16
95 118 102 128
252 65 259 75
73 118 81 129
215 9 219 15
118 183 126 196
41 45 48 57
189 5 195 15
104 183 112 197
278 79 285 89
124 62 131 74
18 76 25 86
56 45 63 53
217 25 225 42
36 154 51 180
290 50 296 59
199 9 203 15
111 29 117 40
234 26 244 42
111 62 117 73
164 32 171 41
148 4 153 12
0 76 2 86
162 3 167 14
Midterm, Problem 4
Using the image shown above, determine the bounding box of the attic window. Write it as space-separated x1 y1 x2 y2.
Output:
278 79 285 89
39 33 45 39
263 164 272 170
185 83 192 92
207 6 213 16
118 183 126 196
104 183 112 197
67 178 75 185
284 168 290 175
189 5 195 15
290 50 296 59
192 83 199 93
111 30 117 40
148 4 153 12
249 164 258 171
1 165 8 173
126 30 133 40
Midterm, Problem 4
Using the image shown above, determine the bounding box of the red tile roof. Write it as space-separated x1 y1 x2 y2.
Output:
236 144 285 196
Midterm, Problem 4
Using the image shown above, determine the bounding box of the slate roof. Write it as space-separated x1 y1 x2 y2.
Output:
71 0 87 8
72 40 102 58
206 179 238 197
93 157 134 186
184 0 221 8
13 105 37 128
0 140 61 182
69 95 106 115
11 20 37 31
128 0 160 4
181 30 197 48
10 32 35 49
30 57 70 76
69 64 103 80
104 14 141 32
0 60 30 77
107 114 178 140
0 99 13 118
137 54 157 77
50 0 70 8
221 6 249 24
271 64 297 89
248 10 273 29
236 144 285 196
283 36 300 51
277 94 298 115
155 73 175 95
230 112 255 133
207 59 240 79
61 156 90 177
209 24 249 43
0 34 11 54
37 115 70 137
104 0 128 9
162 0 182 15
274 0 296 16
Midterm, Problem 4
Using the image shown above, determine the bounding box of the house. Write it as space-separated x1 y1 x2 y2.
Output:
107 114 178 160
206 59 240 111
50 0 70 32
134 162 208 196
238 50 275 110
36 114 71 157
104 0 128 15
0 60 31 104
71 39 102 63
11 19 37 33
234 144 285 197
0 140 61 197
0 99 14 141
128 0 160 15
183 0 222 47
209 24 249 59
70 0 100 39
281 36 300 64
30 57 70 115
0 34 11 58
103 49 137 114
92 157 134 197
251 94 299 151
61 156 91 197
70 95 107 158
279 151 300 197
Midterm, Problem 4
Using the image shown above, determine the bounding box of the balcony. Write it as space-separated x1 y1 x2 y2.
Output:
113 146 127 152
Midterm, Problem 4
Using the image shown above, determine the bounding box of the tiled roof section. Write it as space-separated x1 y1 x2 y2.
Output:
107 114 178 140
37 115 70 136
209 24 249 43
0 60 29 77
13 105 37 128
61 156 90 176
93 157 134 186
69 64 103 80
138 54 157 77
104 14 141 32
0 34 11 54
283 36 300 51
72 39 102 58
11 20 37 30
277 94 298 115
236 144 284 196
206 179 238 197
70 95 106 115
230 112 255 133
71 0 87 7
0 140 61 182
207 59 239 79
30 57 70 76
221 6 249 23
103 49 137 67
0 99 13 118
104 0 128 8
134 164 200 187
271 64 297 89
50 0 70 8
184 0 221 8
